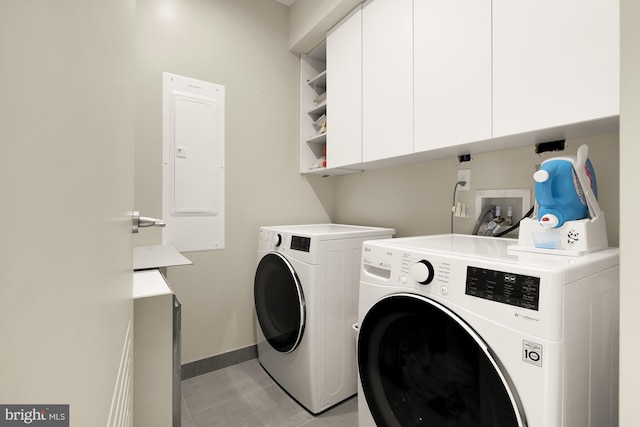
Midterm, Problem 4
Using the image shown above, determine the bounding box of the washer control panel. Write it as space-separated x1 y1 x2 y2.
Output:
363 246 453 297
465 266 540 311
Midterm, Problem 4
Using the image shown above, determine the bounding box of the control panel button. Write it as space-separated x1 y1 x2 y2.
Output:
440 286 449 296
412 260 435 285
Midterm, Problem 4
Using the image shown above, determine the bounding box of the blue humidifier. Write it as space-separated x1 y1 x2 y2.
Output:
533 155 598 229
509 144 608 255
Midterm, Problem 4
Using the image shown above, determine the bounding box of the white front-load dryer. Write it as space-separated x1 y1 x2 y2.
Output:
357 234 619 427
254 224 394 414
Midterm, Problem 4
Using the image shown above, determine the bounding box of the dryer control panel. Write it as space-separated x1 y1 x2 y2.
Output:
291 236 311 252
465 266 540 311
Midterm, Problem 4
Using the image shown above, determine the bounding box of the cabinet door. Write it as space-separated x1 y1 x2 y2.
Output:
362 0 413 162
493 0 619 137
327 6 362 169
413 0 491 152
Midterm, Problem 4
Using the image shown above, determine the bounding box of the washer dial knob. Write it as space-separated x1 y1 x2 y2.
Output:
272 234 282 247
412 260 435 285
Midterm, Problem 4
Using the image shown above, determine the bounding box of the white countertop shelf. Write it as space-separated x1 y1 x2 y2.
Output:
133 244 193 271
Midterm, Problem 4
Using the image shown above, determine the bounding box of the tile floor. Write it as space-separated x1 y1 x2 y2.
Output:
181 358 358 427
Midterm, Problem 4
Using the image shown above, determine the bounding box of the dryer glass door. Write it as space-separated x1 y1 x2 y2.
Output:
358 293 526 427
254 252 305 353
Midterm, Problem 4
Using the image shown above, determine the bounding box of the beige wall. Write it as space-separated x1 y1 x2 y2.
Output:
619 0 639 423
334 134 620 246
289 0 361 53
134 0 335 363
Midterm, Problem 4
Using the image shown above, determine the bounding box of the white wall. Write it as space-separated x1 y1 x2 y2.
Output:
134 0 335 363
619 0 639 423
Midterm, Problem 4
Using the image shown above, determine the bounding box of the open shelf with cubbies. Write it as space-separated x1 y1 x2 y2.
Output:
299 42 328 174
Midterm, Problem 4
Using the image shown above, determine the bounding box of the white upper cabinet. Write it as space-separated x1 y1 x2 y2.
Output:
493 0 620 138
413 0 492 153
326 6 363 169
362 0 413 162
300 0 619 175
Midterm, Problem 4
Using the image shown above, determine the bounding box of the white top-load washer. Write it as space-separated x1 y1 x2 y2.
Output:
254 224 395 414
357 234 619 427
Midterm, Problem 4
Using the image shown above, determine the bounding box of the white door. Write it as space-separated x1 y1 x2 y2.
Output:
0 1 135 426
